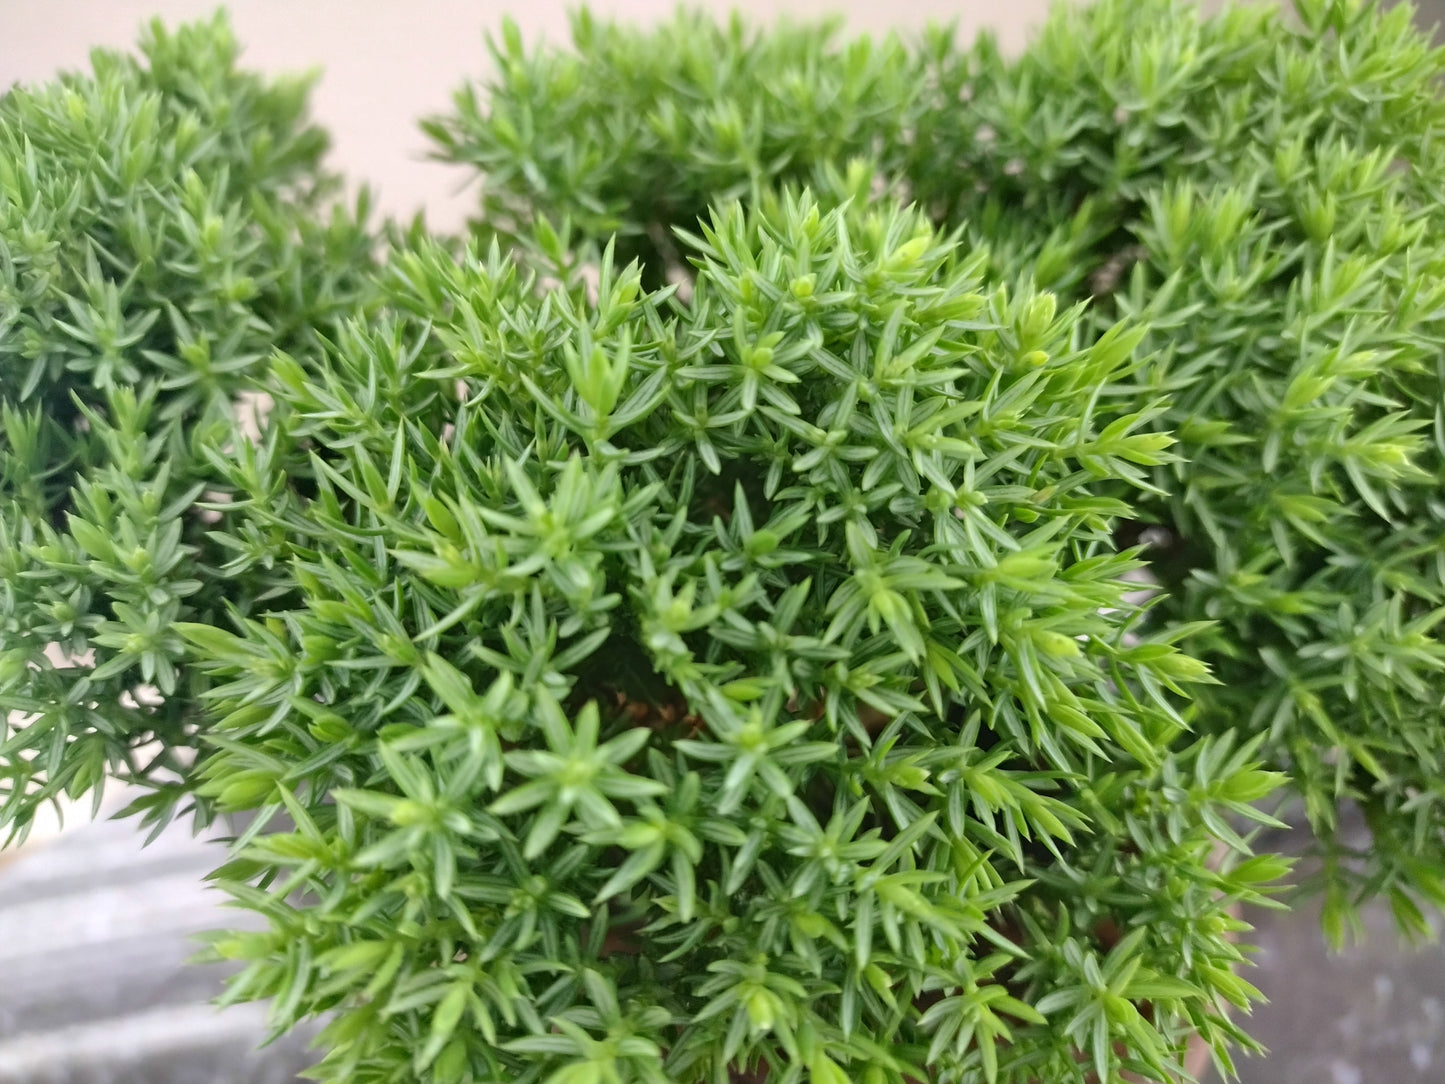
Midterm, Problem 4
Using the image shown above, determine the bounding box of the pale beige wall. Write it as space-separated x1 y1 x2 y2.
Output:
0 1 1055 230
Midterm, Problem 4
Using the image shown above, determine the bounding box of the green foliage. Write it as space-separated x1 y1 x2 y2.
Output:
437 0 1445 939
186 190 1280 1083
19 1 1445 1081
0 12 375 837
422 10 922 289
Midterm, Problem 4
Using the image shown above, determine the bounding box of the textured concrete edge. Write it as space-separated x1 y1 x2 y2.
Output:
0 1002 300 1081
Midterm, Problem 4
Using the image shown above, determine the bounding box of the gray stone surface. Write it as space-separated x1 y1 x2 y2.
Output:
1228 899 1445 1084
1206 817 1445 1084
0 810 316 1084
